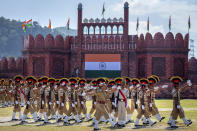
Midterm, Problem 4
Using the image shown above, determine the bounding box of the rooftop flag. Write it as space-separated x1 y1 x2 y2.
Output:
24 19 32 24
169 16 171 32
22 24 26 32
188 16 191 29
48 19 51 29
102 3 105 17
67 18 70 30
147 16 149 32
22 19 32 32
136 17 139 31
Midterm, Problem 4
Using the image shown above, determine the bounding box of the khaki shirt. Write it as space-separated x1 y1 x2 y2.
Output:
94 88 107 102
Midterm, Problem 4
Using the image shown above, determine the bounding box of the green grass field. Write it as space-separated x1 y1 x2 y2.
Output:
0 99 196 131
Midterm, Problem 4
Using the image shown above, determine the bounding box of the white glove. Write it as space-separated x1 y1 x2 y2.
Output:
142 105 145 110
27 101 30 105
187 80 192 86
56 101 60 104
112 102 115 106
75 102 77 105
82 92 86 96
177 105 181 109
42 100 44 105
15 101 18 104
112 85 116 89
126 103 128 108
115 98 117 107
42 85 46 88
129 85 134 89
34 101 37 105
61 103 64 106
72 103 75 107
21 103 25 106
61 82 65 86
94 102 96 105
54 85 58 89
81 101 84 104
137 84 140 88
150 103 153 107
117 86 121 89
49 102 52 105
75 85 78 88
136 101 138 104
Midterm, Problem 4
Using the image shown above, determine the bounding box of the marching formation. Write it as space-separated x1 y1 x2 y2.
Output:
0 75 193 130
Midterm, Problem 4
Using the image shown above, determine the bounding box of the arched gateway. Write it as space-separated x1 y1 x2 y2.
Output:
0 2 189 82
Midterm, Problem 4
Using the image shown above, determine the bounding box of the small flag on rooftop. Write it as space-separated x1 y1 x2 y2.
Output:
48 19 51 29
22 19 32 32
169 16 171 32
67 18 70 30
102 3 105 18
136 17 139 32
147 16 149 32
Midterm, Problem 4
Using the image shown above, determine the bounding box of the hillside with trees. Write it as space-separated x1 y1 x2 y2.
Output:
0 16 77 58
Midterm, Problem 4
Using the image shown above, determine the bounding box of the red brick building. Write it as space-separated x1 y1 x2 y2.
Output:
0 2 191 82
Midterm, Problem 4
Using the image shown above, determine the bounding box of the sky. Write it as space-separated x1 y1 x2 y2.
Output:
0 0 197 57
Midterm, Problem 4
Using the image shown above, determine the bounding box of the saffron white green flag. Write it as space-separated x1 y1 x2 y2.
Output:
85 54 121 78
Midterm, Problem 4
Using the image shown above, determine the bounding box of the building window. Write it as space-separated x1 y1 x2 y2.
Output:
107 26 111 34
89 26 94 34
113 26 117 34
101 26 105 34
119 25 123 34
83 26 88 34
152 57 166 76
95 26 99 34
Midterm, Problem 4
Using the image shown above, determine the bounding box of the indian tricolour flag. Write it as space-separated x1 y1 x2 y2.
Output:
85 54 121 78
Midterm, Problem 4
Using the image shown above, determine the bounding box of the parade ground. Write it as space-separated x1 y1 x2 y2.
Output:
0 99 196 131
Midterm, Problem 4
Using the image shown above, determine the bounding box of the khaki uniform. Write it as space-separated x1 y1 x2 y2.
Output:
33 87 40 112
23 87 36 115
36 86 42 112
94 88 110 121
45 87 55 117
54 87 59 113
89 95 96 115
130 87 139 114
171 88 185 120
77 89 87 115
136 89 149 119
0 85 5 105
13 87 21 112
66 89 78 116
146 89 158 116
39 86 47 113
58 87 67 116
105 92 112 113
